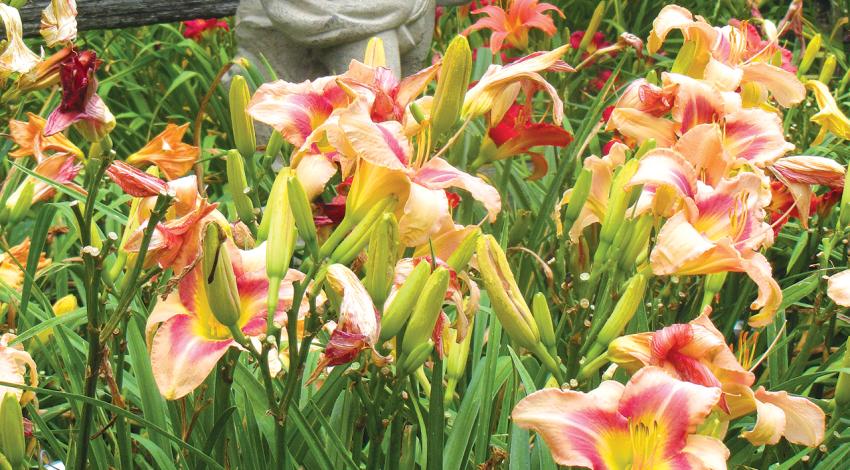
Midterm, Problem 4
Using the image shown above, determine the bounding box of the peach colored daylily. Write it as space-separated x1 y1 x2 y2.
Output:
608 310 826 447
146 241 308 399
0 334 38 405
513 366 728 469
827 270 850 307
649 174 781 326
126 123 200 180
768 155 845 225
40 0 78 47
9 113 83 161
0 4 40 80
463 0 564 53
0 239 51 291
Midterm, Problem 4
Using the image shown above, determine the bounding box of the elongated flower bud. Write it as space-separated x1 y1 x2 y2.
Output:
532 293 556 354
364 37 386 67
561 168 593 233
265 131 284 159
444 326 473 403
835 337 850 414
381 260 432 341
263 168 297 278
476 235 539 349
841 168 850 228
618 214 653 271
365 213 399 308
819 54 837 84
398 339 435 376
330 197 395 265
586 270 649 361
577 2 605 53
202 224 242 327
226 149 256 227
0 393 25 469
799 34 822 76
446 227 481 272
401 267 450 360
229 75 256 160
594 159 638 263
5 179 34 224
287 174 319 259
431 35 471 137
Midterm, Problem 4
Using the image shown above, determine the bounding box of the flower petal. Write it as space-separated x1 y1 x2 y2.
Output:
682 435 730 470
415 157 501 222
723 108 794 166
740 62 805 107
753 387 825 447
827 269 850 307
398 183 452 247
606 108 678 147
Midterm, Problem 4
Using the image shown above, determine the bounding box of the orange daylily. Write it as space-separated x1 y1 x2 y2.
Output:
608 310 826 447
9 113 83 161
126 123 200 180
0 239 51 291
463 0 564 53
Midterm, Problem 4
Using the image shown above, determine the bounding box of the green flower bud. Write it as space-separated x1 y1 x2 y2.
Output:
577 2 605 54
364 213 399 308
398 339 435 376
841 168 850 228
561 168 592 231
225 149 256 228
446 227 481 272
229 75 257 160
431 35 472 137
586 270 650 361
819 54 837 84
380 260 432 341
0 393 25 469
401 267 450 361
330 197 395 265
265 131 285 159
409 101 426 124
263 168 297 279
286 174 319 259
619 214 653 271
835 337 850 414
5 179 34 224
444 326 473 404
532 293 556 354
202 224 242 327
799 34 821 76
595 159 639 262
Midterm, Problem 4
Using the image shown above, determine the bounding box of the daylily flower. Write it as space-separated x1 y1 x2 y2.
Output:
0 239 51 292
649 174 781 326
44 49 116 140
463 0 564 53
462 45 572 125
40 0 78 47
146 240 308 399
608 310 826 447
106 161 169 197
805 80 850 142
828 270 850 307
476 104 572 179
9 113 83 161
0 334 38 405
126 123 200 180
767 155 845 226
2 152 83 211
123 176 225 277
767 182 840 234
0 4 40 80
182 18 229 40
513 366 728 469
316 264 381 368
648 5 804 107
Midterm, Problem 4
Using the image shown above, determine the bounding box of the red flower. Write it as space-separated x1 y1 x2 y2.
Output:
182 19 229 40
44 49 114 139
590 69 614 91
569 30 613 58
106 161 168 197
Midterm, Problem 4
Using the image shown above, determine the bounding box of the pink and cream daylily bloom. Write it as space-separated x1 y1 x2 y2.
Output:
768 155 845 225
650 174 781 326
0 4 40 80
608 310 826 447
146 241 309 399
513 366 728 469
0 333 38 405
40 0 78 47
2 152 83 211
106 160 169 197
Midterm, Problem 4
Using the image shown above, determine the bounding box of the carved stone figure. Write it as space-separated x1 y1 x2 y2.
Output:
235 0 468 81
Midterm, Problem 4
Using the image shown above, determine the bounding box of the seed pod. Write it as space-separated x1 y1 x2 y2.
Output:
287 174 319 259
0 393 25 469
799 34 821 76
431 35 472 137
263 168 297 279
532 293 556 354
229 75 257 160
380 260 432 341
401 267 451 358
225 149 256 228
202 224 242 327
446 227 481 272
364 213 399 308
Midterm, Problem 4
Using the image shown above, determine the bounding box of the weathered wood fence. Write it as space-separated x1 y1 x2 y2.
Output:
20 0 239 37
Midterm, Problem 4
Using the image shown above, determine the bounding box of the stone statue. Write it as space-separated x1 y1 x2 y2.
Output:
235 0 469 81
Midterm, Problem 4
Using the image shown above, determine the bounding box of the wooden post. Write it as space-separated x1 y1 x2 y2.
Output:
19 0 239 37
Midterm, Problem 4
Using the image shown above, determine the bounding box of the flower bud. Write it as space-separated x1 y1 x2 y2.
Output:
380 260 432 341
561 168 592 232
476 235 540 350
36 295 78 345
618 214 653 271
400 267 450 362
409 101 426 124
431 35 472 137
446 227 481 272
0 393 25 469
799 33 822 76
202 224 242 327
229 75 257 160
595 159 638 262
286 174 319 259
841 168 850 228
819 54 837 84
670 39 697 76
5 179 34 224
262 168 297 279
577 1 605 54
364 37 386 67
444 326 472 403
225 149 256 228
364 213 399 308
532 293 556 355
330 197 395 265
835 337 850 413
398 339 434 376
586 270 649 361
265 131 285 159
